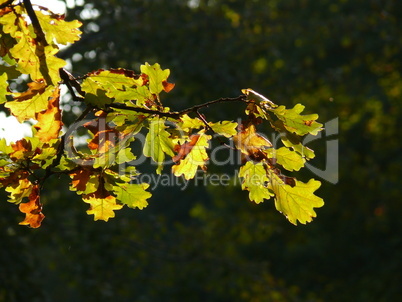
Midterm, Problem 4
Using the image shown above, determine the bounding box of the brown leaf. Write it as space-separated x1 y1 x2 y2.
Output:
12 80 46 102
172 134 200 163
34 87 63 142
70 168 92 192
19 185 45 228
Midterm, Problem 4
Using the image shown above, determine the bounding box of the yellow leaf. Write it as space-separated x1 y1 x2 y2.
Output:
36 10 82 45
6 84 56 122
172 132 211 180
269 175 324 225
82 186 123 221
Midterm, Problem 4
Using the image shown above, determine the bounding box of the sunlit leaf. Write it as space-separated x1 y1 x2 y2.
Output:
238 161 273 204
113 183 151 210
178 114 204 131
271 104 323 136
143 117 175 174
69 168 99 195
209 120 238 137
18 185 45 228
269 147 305 172
36 10 82 45
6 83 55 122
233 123 272 161
172 132 211 180
0 73 9 104
269 174 324 225
140 62 173 96
5 177 33 204
82 185 123 221
33 86 63 142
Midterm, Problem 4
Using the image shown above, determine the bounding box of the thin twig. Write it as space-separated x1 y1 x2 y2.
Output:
105 95 247 119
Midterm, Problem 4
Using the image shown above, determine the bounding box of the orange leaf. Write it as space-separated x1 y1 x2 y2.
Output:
162 80 175 93
34 87 63 142
19 185 45 228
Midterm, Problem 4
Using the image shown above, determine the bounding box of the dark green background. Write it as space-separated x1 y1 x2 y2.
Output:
1 0 401 301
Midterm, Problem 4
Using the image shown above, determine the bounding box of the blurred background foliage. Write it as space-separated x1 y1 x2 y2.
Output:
1 0 402 301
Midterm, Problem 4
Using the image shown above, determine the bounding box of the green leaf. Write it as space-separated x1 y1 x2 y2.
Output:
107 109 145 135
269 175 324 225
281 133 315 159
84 69 146 104
81 76 113 106
140 62 170 96
113 183 151 210
179 114 205 131
271 147 305 172
209 120 238 137
238 161 273 203
143 118 175 174
271 104 323 136
0 138 13 156
0 64 21 80
115 147 136 164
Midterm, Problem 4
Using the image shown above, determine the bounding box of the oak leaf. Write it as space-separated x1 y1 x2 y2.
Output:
271 104 323 136
5 177 33 204
140 62 172 97
209 120 238 138
34 87 63 142
113 183 151 210
82 185 123 221
172 132 211 180
69 168 99 195
238 161 273 204
233 123 272 161
172 134 200 163
18 185 45 228
36 10 82 45
143 118 175 174
6 83 56 122
269 174 324 225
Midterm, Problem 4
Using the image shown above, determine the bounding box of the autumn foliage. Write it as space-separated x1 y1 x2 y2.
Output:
0 0 324 227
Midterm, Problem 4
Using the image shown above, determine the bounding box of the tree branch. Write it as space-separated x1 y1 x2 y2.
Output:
105 95 248 119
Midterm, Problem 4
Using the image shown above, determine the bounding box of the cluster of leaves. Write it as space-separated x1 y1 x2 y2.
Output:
0 0 323 227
